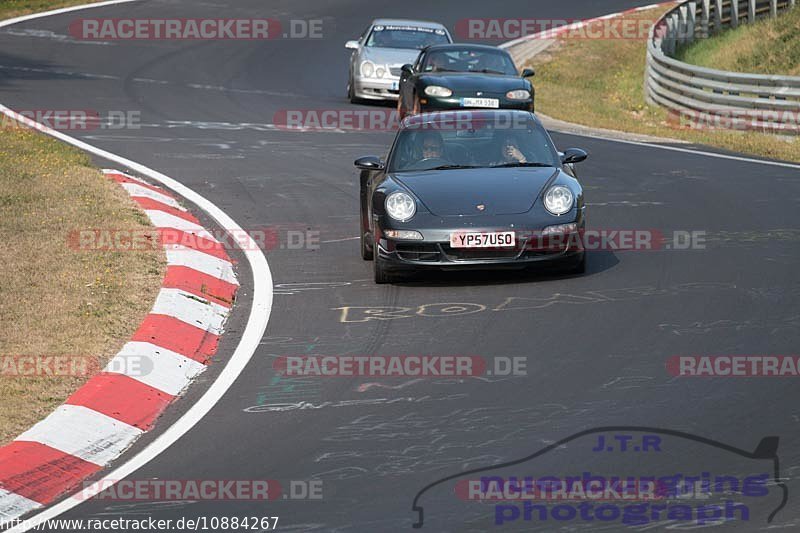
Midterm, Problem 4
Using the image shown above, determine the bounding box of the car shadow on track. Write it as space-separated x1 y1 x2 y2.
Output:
391 251 619 287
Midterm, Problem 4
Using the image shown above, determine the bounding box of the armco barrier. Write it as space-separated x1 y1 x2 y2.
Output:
645 0 800 133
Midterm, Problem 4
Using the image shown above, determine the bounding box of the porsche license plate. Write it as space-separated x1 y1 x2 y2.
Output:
461 97 499 108
450 231 516 248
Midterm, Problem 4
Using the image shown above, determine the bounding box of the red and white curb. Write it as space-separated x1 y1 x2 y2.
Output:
0 169 239 520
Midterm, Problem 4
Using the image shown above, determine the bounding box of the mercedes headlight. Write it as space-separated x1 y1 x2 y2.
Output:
385 192 416 222
375 65 386 78
424 85 453 97
506 89 531 100
360 61 375 78
543 186 574 216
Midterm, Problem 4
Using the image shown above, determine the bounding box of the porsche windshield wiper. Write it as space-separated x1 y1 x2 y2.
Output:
490 162 553 168
428 164 480 170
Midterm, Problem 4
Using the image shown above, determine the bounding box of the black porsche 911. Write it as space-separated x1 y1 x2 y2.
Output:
355 110 588 283
397 44 534 119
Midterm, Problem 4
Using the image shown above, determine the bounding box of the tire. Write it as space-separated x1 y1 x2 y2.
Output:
569 253 587 275
348 75 359 104
373 254 393 284
360 227 373 260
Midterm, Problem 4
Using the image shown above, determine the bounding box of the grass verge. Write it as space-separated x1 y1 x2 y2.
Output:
522 6 800 163
675 6 800 76
0 0 105 20
0 123 164 445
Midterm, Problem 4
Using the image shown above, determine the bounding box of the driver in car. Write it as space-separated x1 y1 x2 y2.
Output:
419 131 447 162
495 132 528 164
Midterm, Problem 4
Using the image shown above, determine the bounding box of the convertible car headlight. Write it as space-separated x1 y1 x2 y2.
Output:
360 60 375 78
424 85 453 97
385 192 416 222
543 186 574 216
506 89 531 100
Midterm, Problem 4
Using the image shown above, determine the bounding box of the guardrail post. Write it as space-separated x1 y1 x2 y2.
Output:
730 0 739 27
700 0 710 37
748 0 756 22
770 0 778 17
677 5 689 44
665 14 677 55
687 2 697 39
713 0 723 32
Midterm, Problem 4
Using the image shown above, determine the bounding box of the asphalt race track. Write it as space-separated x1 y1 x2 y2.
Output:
1 0 799 531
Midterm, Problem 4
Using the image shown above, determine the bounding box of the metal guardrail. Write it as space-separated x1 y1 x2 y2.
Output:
645 0 800 134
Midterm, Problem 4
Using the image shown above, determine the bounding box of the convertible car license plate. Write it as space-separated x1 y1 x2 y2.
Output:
461 97 499 108
450 231 516 248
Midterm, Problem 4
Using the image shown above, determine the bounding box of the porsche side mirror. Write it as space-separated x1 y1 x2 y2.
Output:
561 148 588 164
521 68 535 78
355 156 385 171
401 64 414 75
345 40 359 50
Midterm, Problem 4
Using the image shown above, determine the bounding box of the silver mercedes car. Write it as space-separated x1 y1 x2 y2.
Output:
345 19 452 103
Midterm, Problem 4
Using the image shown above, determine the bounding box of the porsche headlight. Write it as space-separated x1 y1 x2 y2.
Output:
543 186 574 216
360 61 375 78
424 85 453 97
506 89 531 100
385 192 416 222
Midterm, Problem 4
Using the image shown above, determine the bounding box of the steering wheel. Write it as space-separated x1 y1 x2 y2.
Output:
407 157 449 171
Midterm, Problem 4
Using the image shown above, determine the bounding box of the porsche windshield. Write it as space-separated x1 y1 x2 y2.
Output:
421 48 517 75
389 117 560 172
365 26 449 49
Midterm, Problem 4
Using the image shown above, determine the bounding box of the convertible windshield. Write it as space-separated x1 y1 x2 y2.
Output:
389 116 560 172
365 26 449 50
421 48 517 75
